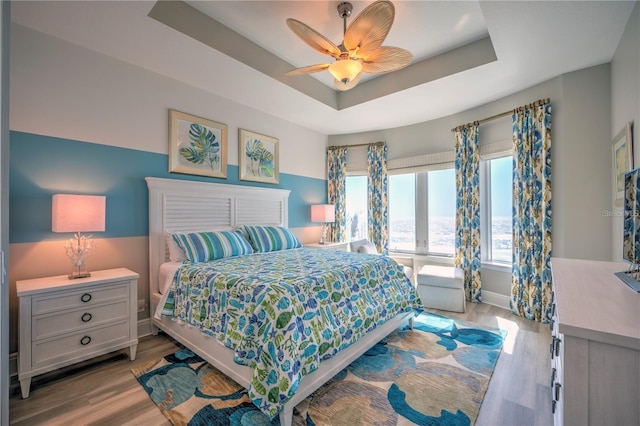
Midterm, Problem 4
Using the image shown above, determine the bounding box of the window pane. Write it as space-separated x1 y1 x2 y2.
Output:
389 174 415 251
427 169 455 254
490 157 513 262
345 176 368 242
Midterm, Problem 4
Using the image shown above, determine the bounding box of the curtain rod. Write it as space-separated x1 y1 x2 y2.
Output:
327 141 385 150
451 98 550 133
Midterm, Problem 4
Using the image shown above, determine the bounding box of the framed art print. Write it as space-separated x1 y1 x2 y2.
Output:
613 122 633 207
169 109 228 178
239 129 279 184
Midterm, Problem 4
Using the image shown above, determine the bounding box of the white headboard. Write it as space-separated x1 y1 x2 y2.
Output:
146 177 291 294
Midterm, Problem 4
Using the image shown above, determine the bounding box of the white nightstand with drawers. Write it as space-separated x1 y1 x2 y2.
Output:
17 268 139 398
303 241 349 251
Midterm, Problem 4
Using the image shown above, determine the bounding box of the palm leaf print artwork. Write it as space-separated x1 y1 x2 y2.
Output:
179 124 220 170
245 139 275 177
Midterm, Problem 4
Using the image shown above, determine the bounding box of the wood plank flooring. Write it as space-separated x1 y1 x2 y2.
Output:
9 303 553 425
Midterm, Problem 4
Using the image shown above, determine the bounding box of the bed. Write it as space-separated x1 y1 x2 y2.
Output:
146 177 419 425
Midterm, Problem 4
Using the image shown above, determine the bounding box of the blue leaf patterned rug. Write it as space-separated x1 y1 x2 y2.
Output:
132 312 505 426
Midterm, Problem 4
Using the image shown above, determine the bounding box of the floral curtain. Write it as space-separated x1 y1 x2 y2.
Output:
454 124 482 303
327 147 347 243
511 102 553 323
367 144 388 255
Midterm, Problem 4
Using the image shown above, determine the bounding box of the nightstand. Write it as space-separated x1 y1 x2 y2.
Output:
304 241 349 251
17 268 139 398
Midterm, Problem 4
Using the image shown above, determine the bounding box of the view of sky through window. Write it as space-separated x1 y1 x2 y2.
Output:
490 156 513 262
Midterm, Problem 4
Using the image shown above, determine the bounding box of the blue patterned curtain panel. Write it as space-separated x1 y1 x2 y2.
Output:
454 124 482 303
367 143 389 255
328 147 347 243
511 102 553 323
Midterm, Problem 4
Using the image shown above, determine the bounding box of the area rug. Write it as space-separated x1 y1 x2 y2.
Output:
132 312 505 426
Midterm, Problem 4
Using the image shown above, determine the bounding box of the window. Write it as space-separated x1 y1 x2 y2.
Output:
482 156 513 263
388 170 456 255
345 176 367 242
388 174 415 251
427 169 456 254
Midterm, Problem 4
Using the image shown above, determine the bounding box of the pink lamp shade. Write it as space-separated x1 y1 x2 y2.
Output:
52 194 106 233
311 204 335 223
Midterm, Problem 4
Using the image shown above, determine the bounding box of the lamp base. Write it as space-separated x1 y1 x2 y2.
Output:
319 223 328 245
68 270 91 280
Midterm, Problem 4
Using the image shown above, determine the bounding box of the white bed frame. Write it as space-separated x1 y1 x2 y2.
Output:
146 177 413 425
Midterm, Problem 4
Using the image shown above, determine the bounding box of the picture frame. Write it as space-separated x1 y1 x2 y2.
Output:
169 109 228 178
238 129 279 184
613 121 634 207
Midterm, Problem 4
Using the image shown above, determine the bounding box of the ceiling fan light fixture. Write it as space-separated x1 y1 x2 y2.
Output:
286 1 412 91
328 59 362 84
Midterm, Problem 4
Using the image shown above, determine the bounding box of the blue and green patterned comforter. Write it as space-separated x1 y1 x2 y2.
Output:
160 248 420 419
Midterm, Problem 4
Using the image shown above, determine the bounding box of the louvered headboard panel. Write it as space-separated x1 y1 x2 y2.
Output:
146 177 290 294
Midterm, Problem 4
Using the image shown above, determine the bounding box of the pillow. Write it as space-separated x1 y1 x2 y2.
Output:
242 225 302 252
349 239 369 253
165 232 186 262
358 242 379 254
165 227 233 262
171 230 253 263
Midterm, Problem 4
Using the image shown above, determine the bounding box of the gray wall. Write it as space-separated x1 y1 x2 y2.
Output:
612 2 640 261
1 2 9 424
0 1 11 425
330 63 616 298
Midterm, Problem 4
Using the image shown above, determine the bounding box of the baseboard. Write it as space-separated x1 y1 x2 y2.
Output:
8 318 155 380
9 352 16 379
138 318 153 338
482 290 510 310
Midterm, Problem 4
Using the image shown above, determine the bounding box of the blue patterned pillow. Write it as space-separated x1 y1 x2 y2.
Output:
242 225 302 252
172 230 253 262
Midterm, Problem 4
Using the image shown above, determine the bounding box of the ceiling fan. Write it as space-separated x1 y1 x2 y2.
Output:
286 0 413 91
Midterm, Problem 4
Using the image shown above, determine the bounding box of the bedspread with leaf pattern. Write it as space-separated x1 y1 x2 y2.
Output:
160 248 420 419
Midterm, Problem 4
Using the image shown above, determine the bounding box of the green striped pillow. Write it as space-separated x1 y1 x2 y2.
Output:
172 230 253 263
242 225 302 252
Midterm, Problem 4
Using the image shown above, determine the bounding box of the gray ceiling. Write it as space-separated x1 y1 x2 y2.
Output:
11 1 637 135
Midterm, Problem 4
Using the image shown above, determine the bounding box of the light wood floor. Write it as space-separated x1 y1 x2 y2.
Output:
9 303 553 425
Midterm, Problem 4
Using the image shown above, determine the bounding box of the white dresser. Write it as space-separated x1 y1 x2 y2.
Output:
17 268 139 398
550 258 640 425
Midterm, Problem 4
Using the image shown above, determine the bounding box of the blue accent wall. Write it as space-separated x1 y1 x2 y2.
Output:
10 131 327 243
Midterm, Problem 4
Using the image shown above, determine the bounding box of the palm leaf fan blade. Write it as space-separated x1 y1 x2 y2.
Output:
343 0 394 57
286 18 341 58
361 46 413 74
286 63 331 76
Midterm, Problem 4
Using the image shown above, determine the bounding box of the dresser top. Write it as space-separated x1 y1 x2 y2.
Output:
16 268 139 296
551 258 640 350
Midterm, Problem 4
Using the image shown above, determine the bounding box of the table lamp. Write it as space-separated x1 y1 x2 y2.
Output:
52 194 106 279
311 204 335 244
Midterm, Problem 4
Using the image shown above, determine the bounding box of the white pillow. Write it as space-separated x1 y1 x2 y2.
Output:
358 242 379 254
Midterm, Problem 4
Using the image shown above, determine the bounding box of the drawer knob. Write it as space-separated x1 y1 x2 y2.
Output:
80 293 92 303
554 382 562 401
80 335 92 346
81 313 93 323
554 337 562 357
